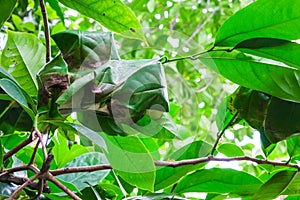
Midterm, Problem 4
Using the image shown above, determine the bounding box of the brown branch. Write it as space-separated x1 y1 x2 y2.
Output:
8 173 40 200
39 0 51 62
3 132 37 161
0 173 50 192
47 174 81 200
154 156 300 170
49 155 300 177
34 128 48 161
50 164 112 176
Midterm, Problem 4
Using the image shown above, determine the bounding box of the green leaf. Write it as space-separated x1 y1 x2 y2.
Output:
283 173 300 196
55 1 147 43
0 78 35 119
46 0 65 25
136 112 180 139
155 140 212 191
235 38 300 70
287 135 300 159
0 66 18 82
52 30 120 71
1 31 46 96
0 106 33 134
252 170 297 200
0 0 17 28
199 50 300 103
217 143 244 157
52 132 89 168
215 0 300 47
57 152 110 191
174 168 262 196
101 134 155 191
68 123 107 148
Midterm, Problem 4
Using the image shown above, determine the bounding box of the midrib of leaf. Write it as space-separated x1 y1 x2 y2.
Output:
200 53 299 71
216 16 300 46
240 48 300 70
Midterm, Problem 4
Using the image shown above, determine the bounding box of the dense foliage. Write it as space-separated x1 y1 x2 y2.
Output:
1 0 300 199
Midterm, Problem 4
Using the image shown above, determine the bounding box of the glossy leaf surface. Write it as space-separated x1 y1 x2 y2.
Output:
200 50 300 103
101 134 155 191
215 0 300 47
174 168 262 196
1 31 46 96
0 0 17 28
155 140 211 191
56 0 146 42
252 170 297 200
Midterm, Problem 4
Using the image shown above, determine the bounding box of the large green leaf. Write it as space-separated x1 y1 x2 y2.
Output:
199 50 300 103
215 0 300 47
52 132 89 168
217 143 244 157
252 170 297 200
56 0 147 42
0 106 33 134
0 78 34 119
155 140 211 191
101 134 155 191
1 31 46 96
283 173 300 196
174 168 262 196
287 135 300 159
235 38 300 70
57 152 110 191
0 0 17 28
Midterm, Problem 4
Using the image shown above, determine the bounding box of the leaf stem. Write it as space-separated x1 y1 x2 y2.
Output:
210 112 239 155
39 0 51 62
0 101 15 119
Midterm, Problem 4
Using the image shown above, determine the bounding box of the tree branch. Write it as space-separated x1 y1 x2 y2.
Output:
48 155 300 177
50 164 112 176
39 0 51 62
47 174 81 200
0 173 50 192
3 132 37 161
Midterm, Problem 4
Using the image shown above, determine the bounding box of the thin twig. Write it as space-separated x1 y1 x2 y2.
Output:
39 0 51 62
210 112 239 155
50 164 112 176
0 164 39 177
34 128 47 161
3 132 37 161
170 12 180 31
29 140 40 165
47 174 81 200
154 156 300 170
183 9 217 48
